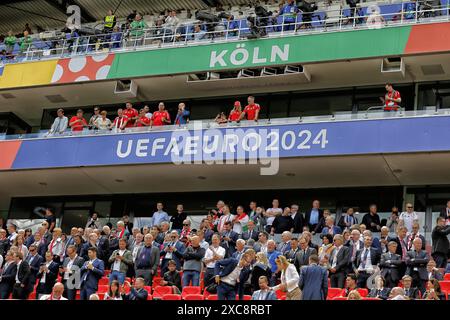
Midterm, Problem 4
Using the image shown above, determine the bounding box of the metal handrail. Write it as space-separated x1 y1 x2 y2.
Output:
2 107 450 142
0 3 449 65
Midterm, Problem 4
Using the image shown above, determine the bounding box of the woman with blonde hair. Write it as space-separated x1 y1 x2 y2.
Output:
13 234 28 259
347 289 362 300
251 252 272 291
271 255 301 300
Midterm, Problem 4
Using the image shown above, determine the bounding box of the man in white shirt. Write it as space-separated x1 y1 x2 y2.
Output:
40 282 67 300
215 252 252 300
218 205 235 233
203 234 225 287
399 203 419 234
48 108 68 136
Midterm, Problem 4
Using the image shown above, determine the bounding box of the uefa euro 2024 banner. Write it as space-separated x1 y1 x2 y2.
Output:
6 116 450 174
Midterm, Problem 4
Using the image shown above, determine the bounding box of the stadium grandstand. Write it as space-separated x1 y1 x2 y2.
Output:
0 0 449 303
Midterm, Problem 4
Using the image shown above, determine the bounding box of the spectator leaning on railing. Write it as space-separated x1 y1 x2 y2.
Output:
48 108 68 136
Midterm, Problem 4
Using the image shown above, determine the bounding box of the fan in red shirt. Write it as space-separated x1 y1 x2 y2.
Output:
122 102 139 127
135 108 151 127
228 101 242 122
151 102 171 126
69 109 87 132
240 96 260 121
381 83 401 111
111 108 129 131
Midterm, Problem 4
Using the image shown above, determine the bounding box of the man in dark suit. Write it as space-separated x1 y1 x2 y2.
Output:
160 231 186 275
0 229 10 257
329 234 350 288
79 247 105 300
276 231 292 255
379 241 403 288
304 200 323 232
35 251 59 298
0 251 17 299
25 244 44 288
12 252 31 299
294 236 317 272
241 220 259 242
214 253 252 300
121 277 148 300
345 229 364 272
405 238 429 294
401 275 420 299
387 226 409 272
431 216 450 269
361 204 382 232
290 204 304 234
220 222 239 258
284 238 299 264
299 254 328 300
60 244 85 300
353 235 381 288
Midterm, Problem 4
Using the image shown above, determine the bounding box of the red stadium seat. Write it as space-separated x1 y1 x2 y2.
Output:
147 294 153 300
332 296 348 300
143 286 152 294
357 288 369 297
327 288 343 300
97 292 105 300
206 294 218 300
104 270 111 276
183 294 204 300
182 286 201 299
97 285 109 293
152 276 163 286
439 281 450 292
162 294 182 300
75 290 81 300
153 286 173 299
99 277 109 286
28 292 36 300
243 295 252 300
275 290 286 300
444 274 450 281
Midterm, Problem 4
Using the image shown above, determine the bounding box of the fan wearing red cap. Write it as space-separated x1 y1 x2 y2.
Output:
240 96 260 121
228 101 242 122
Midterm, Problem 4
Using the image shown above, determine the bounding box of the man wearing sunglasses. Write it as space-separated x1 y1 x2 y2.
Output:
160 231 185 276
399 203 419 234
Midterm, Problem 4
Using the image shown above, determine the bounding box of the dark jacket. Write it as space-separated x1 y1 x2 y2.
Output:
122 288 148 300
16 260 31 291
299 263 328 300
305 208 324 228
431 225 450 255
368 287 391 300
379 252 403 283
250 263 271 291
292 212 304 233
80 258 105 290
294 247 317 271
241 229 259 242
0 262 17 299
170 212 187 230
330 246 350 273
353 247 381 270
361 213 381 232
36 261 59 293
26 253 44 286
135 245 160 274
220 231 239 258
163 270 182 291
405 250 430 280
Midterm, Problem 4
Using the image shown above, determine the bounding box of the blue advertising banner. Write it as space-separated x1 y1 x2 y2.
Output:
6 116 450 171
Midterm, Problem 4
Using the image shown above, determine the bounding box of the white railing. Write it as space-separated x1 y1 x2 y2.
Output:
2 106 450 142
1 3 449 64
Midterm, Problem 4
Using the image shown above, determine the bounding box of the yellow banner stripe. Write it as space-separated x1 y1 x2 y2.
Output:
0 60 57 89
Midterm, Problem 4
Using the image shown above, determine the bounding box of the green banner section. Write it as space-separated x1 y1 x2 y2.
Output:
107 26 412 79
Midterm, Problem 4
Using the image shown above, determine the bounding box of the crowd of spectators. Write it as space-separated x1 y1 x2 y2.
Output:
46 83 399 136
0 0 447 62
0 199 449 301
